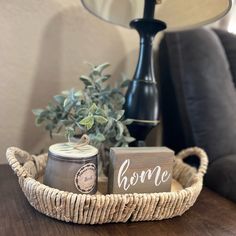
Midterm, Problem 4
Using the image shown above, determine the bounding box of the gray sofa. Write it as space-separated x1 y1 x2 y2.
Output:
158 28 236 202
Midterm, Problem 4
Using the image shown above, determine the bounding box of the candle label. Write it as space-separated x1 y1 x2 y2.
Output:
74 163 96 193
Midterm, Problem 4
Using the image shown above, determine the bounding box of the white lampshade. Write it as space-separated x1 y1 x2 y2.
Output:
81 0 232 31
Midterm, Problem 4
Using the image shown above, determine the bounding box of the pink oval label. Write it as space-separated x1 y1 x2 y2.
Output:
74 163 96 193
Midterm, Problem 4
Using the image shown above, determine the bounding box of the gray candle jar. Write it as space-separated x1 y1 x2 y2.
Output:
44 142 98 194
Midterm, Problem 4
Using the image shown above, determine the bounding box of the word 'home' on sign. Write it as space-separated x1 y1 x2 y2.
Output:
108 147 174 194
117 159 171 191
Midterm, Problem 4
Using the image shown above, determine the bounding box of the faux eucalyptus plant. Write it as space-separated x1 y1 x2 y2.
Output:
33 63 135 151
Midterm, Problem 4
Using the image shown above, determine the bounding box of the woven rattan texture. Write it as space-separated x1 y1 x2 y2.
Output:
6 147 208 224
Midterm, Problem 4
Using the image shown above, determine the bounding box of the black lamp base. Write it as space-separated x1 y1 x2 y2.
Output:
124 18 166 146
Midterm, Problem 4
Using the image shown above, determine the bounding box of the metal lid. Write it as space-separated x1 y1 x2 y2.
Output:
49 135 98 158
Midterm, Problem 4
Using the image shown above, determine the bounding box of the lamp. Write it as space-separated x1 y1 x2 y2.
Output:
81 0 232 146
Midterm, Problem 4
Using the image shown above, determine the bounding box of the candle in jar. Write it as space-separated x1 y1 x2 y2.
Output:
44 140 98 194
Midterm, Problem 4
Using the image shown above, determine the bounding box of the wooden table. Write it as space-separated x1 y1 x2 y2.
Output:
1 164 236 236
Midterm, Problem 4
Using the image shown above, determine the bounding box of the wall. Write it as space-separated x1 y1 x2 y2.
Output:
0 0 141 164
2 1 230 164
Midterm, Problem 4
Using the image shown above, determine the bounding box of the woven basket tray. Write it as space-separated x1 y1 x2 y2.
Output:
6 147 208 224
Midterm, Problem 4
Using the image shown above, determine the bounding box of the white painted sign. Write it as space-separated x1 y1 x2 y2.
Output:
108 147 174 194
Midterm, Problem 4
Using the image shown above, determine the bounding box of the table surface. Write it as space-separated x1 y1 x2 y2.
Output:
1 165 236 236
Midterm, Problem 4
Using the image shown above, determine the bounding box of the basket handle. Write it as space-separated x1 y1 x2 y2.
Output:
6 147 34 178
176 147 208 177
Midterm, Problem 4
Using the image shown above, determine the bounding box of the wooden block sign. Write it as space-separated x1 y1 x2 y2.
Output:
108 147 174 194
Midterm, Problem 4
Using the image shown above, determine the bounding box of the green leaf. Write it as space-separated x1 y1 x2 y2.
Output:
53 95 65 104
45 123 55 131
35 117 44 126
124 136 136 143
65 127 76 140
122 143 129 147
63 98 70 108
80 75 93 86
79 116 94 130
68 89 76 101
113 98 124 108
94 115 108 124
76 100 81 106
89 103 97 113
48 112 57 120
95 107 106 116
108 129 117 138
74 91 83 97
115 110 125 121
32 109 44 116
62 90 69 95
104 117 114 133
46 103 55 111
114 141 122 147
96 75 110 83
123 119 133 125
116 121 124 140
87 85 93 89
94 63 110 74
60 120 74 126
76 108 88 116
111 88 119 93
120 79 130 88
75 122 85 130
95 133 106 142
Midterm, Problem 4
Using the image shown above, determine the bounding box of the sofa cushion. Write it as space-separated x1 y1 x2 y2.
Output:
214 29 236 87
205 154 236 202
162 28 236 163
